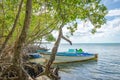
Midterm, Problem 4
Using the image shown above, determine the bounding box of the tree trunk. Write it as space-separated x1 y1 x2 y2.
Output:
44 25 63 76
44 24 72 78
12 0 32 79
0 0 23 58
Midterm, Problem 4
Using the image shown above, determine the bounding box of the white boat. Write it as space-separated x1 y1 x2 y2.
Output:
30 51 98 64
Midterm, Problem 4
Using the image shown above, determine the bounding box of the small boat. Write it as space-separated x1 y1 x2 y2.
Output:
29 53 42 59
30 49 98 64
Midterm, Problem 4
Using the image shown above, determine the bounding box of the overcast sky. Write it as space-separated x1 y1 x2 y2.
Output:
53 0 120 43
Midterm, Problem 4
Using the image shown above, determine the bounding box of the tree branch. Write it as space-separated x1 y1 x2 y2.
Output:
61 35 72 45
0 0 23 57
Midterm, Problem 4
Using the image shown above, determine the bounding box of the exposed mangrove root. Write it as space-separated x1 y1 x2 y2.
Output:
37 66 60 80
24 62 43 79
0 62 60 80
0 44 60 80
0 64 29 80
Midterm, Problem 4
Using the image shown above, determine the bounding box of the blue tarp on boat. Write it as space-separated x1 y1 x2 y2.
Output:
29 53 42 58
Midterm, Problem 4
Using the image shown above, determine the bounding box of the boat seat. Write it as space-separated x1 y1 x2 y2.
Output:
68 49 75 53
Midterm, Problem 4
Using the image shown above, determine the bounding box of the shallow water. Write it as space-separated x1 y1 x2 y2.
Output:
46 43 120 80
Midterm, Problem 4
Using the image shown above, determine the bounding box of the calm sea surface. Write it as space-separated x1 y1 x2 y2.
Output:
45 43 120 80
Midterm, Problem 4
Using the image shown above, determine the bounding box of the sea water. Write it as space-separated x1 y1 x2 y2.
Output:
45 43 120 80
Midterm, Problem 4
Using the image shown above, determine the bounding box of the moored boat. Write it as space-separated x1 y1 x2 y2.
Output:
30 49 98 64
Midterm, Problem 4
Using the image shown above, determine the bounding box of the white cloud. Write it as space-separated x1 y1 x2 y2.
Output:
64 17 120 43
52 14 120 43
98 17 120 32
107 9 120 17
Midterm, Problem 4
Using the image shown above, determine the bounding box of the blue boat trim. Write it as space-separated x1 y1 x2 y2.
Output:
56 52 94 56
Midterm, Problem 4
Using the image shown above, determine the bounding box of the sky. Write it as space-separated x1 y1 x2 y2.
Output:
52 0 120 43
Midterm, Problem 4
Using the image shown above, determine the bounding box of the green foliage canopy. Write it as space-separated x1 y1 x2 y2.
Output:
0 0 107 45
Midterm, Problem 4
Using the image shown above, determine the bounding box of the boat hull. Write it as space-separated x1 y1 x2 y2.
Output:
30 54 97 64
